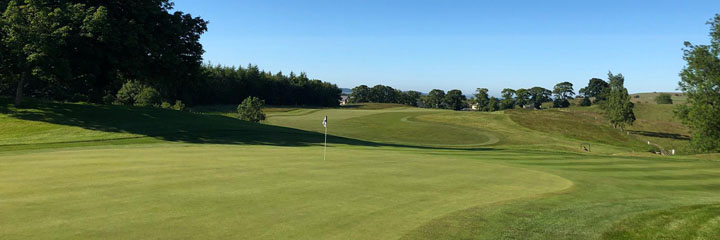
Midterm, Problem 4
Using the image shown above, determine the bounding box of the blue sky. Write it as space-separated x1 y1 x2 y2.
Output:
173 0 719 96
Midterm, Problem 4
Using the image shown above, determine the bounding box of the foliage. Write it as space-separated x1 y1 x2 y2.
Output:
487 97 500 111
528 87 552 109
676 14 720 152
552 82 575 100
579 78 609 99
515 88 530 107
473 88 489 110
134 87 162 107
115 81 144 105
654 93 673 104
200 65 340 107
349 84 421 107
427 89 446 108
237 96 266 122
444 89 467 110
553 98 570 108
173 100 186 111
580 97 592 106
161 101 172 109
349 85 371 103
0 0 208 105
601 72 635 130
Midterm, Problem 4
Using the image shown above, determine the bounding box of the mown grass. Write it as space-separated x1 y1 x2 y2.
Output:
1 99 719 240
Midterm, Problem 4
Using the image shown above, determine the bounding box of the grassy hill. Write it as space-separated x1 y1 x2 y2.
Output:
630 92 687 105
1 99 719 239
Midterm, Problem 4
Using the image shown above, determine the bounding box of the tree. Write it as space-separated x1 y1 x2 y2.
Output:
444 89 467 110
655 93 673 104
580 97 592 106
601 72 635 130
676 14 720 152
0 0 208 105
553 98 570 108
487 97 500 111
528 87 552 109
553 82 575 100
579 78 610 102
349 85 370 103
515 88 530 107
427 89 446 108
134 87 162 107
473 88 489 110
401 90 422 106
501 88 516 100
237 96 266 122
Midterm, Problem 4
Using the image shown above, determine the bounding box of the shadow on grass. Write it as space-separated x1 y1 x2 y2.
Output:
0 99 495 152
629 130 690 140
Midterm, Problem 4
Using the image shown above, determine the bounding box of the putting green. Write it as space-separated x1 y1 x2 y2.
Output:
0 144 571 239
267 108 499 147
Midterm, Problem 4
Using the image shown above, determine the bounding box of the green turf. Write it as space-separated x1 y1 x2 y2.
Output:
1 100 719 239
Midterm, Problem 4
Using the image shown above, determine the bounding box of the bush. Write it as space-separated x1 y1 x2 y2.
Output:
161 101 172 109
134 87 161 107
115 81 144 105
580 97 592 106
237 96 266 122
173 100 186 111
553 98 570 108
633 95 640 98
103 94 116 105
654 93 673 104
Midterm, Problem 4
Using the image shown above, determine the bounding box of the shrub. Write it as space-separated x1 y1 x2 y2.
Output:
237 96 266 122
134 87 161 107
633 95 640 98
161 101 172 109
553 98 570 108
580 97 592 106
103 94 116 105
173 100 186 111
115 80 144 105
655 93 673 104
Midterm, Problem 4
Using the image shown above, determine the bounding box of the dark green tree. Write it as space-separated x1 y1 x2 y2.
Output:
676 14 720 152
487 97 500 111
601 72 635 130
237 96 266 122
580 97 592 106
579 78 610 102
528 87 552 109
473 88 489 110
515 88 530 107
427 89 446 108
444 89 467 110
349 85 370 103
552 82 575 100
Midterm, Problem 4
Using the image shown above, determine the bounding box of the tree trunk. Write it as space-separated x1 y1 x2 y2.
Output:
14 71 26 106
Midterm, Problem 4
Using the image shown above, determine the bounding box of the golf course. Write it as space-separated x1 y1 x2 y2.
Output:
2 98 719 239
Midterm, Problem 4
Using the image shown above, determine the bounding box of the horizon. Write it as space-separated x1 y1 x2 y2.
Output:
173 0 720 96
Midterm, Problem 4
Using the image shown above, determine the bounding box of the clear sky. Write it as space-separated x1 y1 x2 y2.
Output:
172 0 720 96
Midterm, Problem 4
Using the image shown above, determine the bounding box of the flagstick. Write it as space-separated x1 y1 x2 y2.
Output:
323 125 327 161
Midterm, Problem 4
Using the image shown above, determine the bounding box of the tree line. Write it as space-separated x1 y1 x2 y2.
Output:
0 0 340 107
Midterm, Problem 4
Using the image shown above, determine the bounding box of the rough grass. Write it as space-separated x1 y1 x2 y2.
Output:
630 92 687 105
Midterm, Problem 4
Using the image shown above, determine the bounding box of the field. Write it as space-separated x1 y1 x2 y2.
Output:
1 98 719 239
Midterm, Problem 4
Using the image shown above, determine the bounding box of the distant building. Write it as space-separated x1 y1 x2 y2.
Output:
340 96 349 105
471 103 479 110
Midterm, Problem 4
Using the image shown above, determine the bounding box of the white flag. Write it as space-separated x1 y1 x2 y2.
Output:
322 116 327 128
